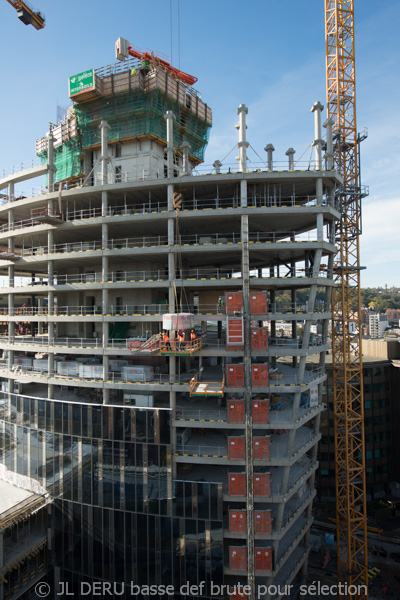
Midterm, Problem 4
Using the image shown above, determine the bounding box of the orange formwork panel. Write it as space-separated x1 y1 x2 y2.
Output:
229 510 246 533
227 317 244 349
226 292 243 315
228 473 246 496
251 328 268 350
228 437 245 459
254 510 272 534
230 592 247 600
228 400 245 423
253 436 270 460
227 364 244 387
230 547 247 571
252 400 269 423
254 473 270 497
255 547 273 572
250 292 267 314
252 364 268 387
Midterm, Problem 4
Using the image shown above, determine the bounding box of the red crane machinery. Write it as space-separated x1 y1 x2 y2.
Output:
115 37 198 86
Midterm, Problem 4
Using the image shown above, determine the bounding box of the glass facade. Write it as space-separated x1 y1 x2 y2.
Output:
0 391 224 599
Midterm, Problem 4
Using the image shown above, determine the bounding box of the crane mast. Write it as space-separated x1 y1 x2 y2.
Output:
325 1 368 597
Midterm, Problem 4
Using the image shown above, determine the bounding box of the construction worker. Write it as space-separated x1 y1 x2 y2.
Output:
217 297 224 314
178 330 185 351
162 331 171 350
190 330 196 341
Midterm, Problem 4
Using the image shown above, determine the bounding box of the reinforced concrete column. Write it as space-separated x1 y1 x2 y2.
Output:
102 247 109 404
171 390 177 478
316 213 324 240
242 215 255 600
7 265 14 384
237 105 249 208
99 121 111 185
269 288 277 370
46 133 56 193
103 358 110 404
180 141 191 176
47 228 54 396
274 465 291 532
237 104 249 173
167 214 177 390
311 101 324 170
285 147 295 171
166 109 177 391
323 118 335 170
213 160 222 174
264 144 275 171
8 185 14 259
320 254 335 373
101 191 108 217
164 111 176 179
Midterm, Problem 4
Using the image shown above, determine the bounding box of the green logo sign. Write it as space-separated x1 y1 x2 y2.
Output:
69 69 94 96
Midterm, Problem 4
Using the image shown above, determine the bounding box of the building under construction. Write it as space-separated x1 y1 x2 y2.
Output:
0 45 341 599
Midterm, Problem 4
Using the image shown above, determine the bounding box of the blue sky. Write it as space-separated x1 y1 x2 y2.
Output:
0 0 399 287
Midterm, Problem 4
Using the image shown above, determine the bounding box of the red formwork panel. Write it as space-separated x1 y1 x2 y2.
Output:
254 510 272 534
229 510 246 533
250 292 267 314
230 593 247 600
229 473 246 496
227 317 244 349
253 436 270 460
252 400 269 423
252 364 268 387
230 547 247 571
227 364 244 387
228 437 245 459
226 292 243 315
255 547 273 572
228 400 245 423
251 328 268 350
254 473 270 497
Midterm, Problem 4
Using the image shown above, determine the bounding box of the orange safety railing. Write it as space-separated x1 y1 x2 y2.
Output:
128 340 142 351
189 376 225 397
159 338 202 355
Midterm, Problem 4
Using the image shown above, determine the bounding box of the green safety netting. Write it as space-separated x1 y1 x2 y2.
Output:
109 322 131 340
74 88 211 161
37 85 211 181
38 137 81 183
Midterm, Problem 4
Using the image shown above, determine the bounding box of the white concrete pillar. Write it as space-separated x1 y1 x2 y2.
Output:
8 182 14 204
180 141 191 176
285 147 296 170
98 121 111 185
46 133 56 193
101 191 108 217
213 160 222 174
323 117 335 170
311 101 324 171
164 111 176 178
317 213 324 240
236 104 249 173
264 144 275 171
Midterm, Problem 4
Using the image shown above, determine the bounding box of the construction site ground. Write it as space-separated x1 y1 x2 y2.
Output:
306 514 400 600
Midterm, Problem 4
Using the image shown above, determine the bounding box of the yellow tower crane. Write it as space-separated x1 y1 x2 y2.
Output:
5 0 45 29
325 1 369 597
